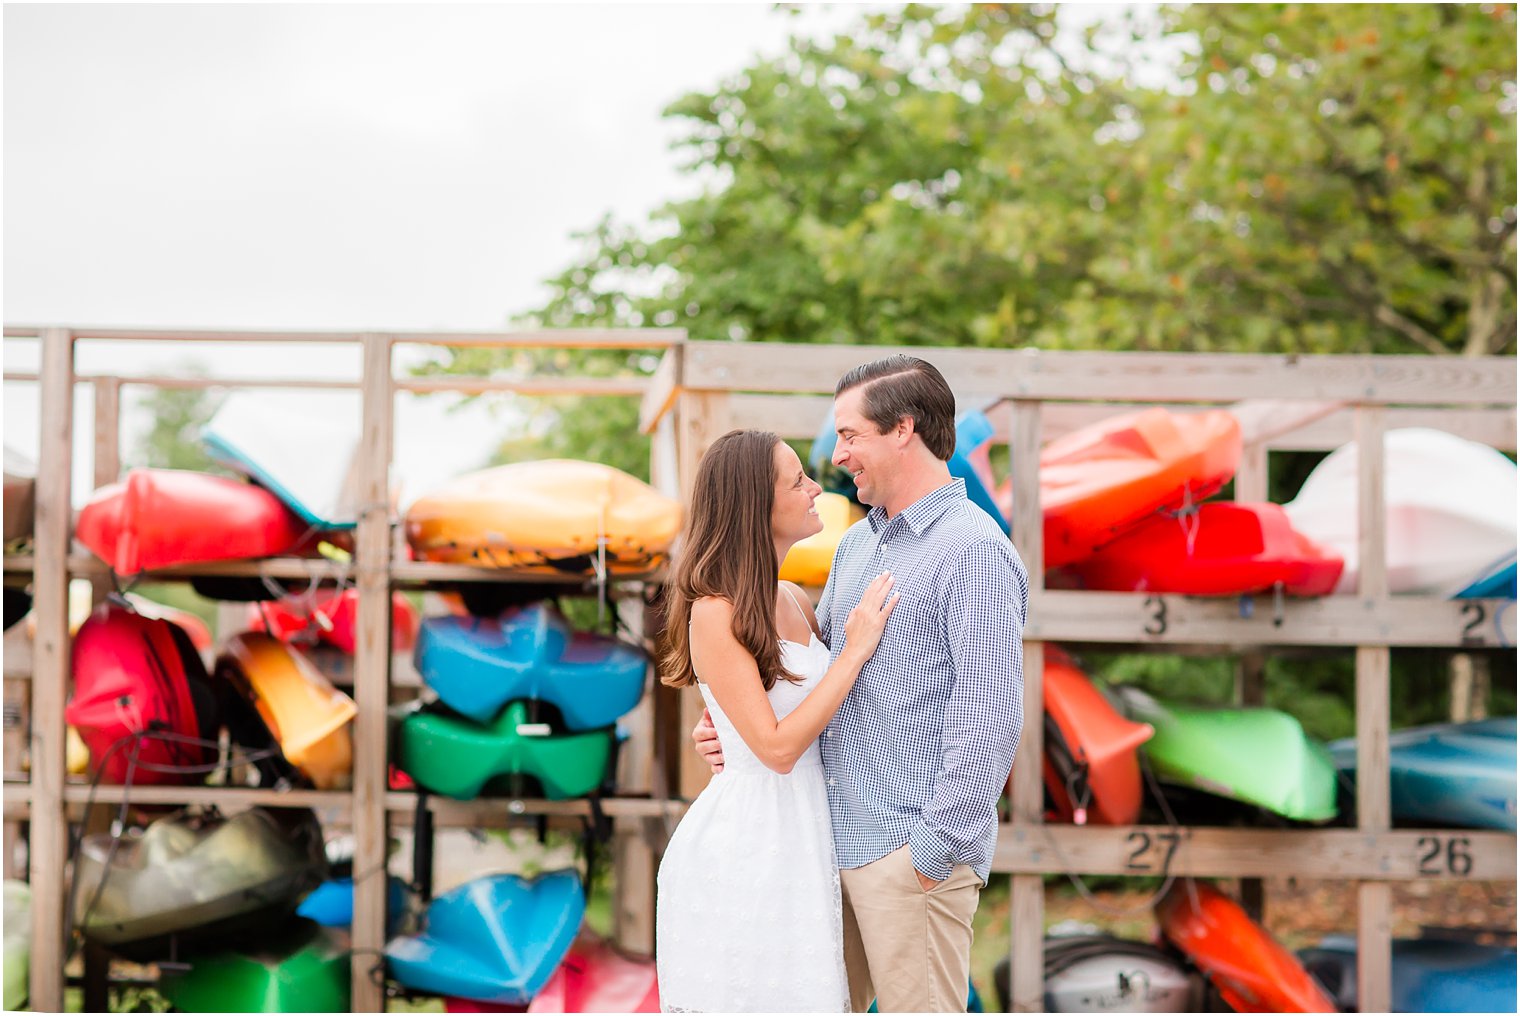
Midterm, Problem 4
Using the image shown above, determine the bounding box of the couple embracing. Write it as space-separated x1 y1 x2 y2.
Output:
655 356 1028 1013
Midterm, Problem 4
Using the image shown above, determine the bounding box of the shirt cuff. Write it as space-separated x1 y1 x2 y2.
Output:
908 824 954 882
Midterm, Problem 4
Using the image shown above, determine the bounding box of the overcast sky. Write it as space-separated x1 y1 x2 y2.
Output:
2 3 863 502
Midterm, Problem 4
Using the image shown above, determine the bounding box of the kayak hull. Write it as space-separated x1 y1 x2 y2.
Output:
405 460 680 575
1042 649 1153 826
993 934 1207 1013
526 939 660 1012
158 918 349 1013
76 468 309 576
780 492 864 586
1120 687 1337 822
1156 880 1335 1013
1330 718 1517 831
397 701 615 801
248 588 419 654
386 871 584 1005
1068 502 1343 596
66 603 217 786
1035 408 1242 569
1298 935 1517 1013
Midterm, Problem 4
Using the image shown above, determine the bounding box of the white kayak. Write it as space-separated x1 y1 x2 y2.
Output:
1285 428 1517 595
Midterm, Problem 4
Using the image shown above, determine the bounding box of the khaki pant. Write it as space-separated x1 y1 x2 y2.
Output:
839 843 982 1013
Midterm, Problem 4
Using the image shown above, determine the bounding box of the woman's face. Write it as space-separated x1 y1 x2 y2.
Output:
771 441 824 546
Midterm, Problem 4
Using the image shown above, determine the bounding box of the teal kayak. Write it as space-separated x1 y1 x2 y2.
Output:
1118 688 1338 822
1330 718 1516 831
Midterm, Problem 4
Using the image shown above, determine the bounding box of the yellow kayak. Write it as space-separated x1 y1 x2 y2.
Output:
217 633 356 790
780 493 865 587
405 460 681 575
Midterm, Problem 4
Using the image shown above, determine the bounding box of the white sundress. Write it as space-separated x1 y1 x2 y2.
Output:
655 626 849 1013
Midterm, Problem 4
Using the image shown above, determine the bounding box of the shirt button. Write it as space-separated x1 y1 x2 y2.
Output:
827 778 836 787
824 728 832 738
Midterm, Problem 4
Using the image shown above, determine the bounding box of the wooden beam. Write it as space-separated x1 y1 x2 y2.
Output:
350 333 393 1013
29 326 72 1013
638 345 683 433
7 325 684 348
992 825 1515 880
1026 591 1515 649
90 377 122 607
726 393 1517 451
682 342 1517 406
395 376 648 397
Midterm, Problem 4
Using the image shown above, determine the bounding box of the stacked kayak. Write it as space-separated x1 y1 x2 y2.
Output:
1118 687 1338 823
1156 880 1335 1012
4 880 28 1010
73 807 326 958
247 588 420 654
76 468 310 575
158 918 350 1013
1067 502 1343 596
417 604 645 728
1042 649 1153 826
217 632 358 790
405 460 681 575
397 700 615 801
1454 552 1517 600
1285 428 1517 595
527 939 660 1013
386 871 584 1005
66 603 219 785
122 593 215 656
202 389 362 530
1298 935 1517 1013
993 933 1208 1013
779 492 864 586
1025 408 1242 569
1329 718 1516 831
297 875 409 932
3 445 34 545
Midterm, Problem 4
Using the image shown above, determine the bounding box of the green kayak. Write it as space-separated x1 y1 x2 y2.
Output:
1118 687 1338 822
397 700 614 800
158 918 349 1013
4 880 29 1010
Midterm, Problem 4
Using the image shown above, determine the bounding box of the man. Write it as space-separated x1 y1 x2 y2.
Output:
694 355 1027 1013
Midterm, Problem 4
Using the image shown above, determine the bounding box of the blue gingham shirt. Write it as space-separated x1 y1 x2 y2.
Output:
818 479 1026 884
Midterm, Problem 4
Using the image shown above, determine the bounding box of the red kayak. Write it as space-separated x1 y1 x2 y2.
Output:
1156 880 1335 1013
1002 408 1241 568
1067 502 1344 596
1043 648 1153 826
247 589 419 654
528 940 659 1013
66 603 217 785
77 469 309 576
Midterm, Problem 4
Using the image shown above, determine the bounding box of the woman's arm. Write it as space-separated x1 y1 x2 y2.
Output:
690 573 896 774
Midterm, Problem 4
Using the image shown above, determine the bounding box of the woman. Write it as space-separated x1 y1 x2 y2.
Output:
655 429 898 1013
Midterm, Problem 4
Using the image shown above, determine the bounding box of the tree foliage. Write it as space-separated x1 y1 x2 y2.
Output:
125 371 226 474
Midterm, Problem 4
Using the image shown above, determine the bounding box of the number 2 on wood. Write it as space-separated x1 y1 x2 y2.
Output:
1460 603 1487 646
1416 836 1473 877
1125 830 1181 872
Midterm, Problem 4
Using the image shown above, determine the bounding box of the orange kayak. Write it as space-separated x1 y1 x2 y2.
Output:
77 469 309 576
1156 880 1335 1013
406 460 680 575
1042 648 1153 826
1002 408 1241 569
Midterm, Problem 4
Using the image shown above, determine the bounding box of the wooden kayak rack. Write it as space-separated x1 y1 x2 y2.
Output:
3 327 1515 1012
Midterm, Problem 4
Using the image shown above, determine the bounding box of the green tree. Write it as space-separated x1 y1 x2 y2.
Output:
126 368 227 474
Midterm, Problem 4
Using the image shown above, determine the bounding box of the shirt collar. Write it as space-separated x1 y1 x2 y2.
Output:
867 478 967 537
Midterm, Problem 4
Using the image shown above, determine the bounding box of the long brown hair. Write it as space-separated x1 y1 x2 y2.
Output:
660 429 799 691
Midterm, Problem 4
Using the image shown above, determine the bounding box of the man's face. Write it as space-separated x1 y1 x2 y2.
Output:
832 387 897 508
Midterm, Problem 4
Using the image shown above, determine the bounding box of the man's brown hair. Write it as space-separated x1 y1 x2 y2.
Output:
836 355 956 461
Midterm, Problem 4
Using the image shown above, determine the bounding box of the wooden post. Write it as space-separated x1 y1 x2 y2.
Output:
352 334 394 1012
29 327 73 1012
1233 439 1268 920
1006 399 1045 1013
673 390 730 802
1354 406 1392 1014
89 378 122 606
612 592 656 954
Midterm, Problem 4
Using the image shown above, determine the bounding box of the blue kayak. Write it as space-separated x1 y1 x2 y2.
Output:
385 870 583 1004
810 408 1007 532
1453 553 1517 600
297 876 409 932
1330 718 1517 831
1298 935 1517 1013
416 605 647 729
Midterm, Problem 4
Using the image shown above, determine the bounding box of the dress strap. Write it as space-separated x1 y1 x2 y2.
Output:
780 584 816 634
